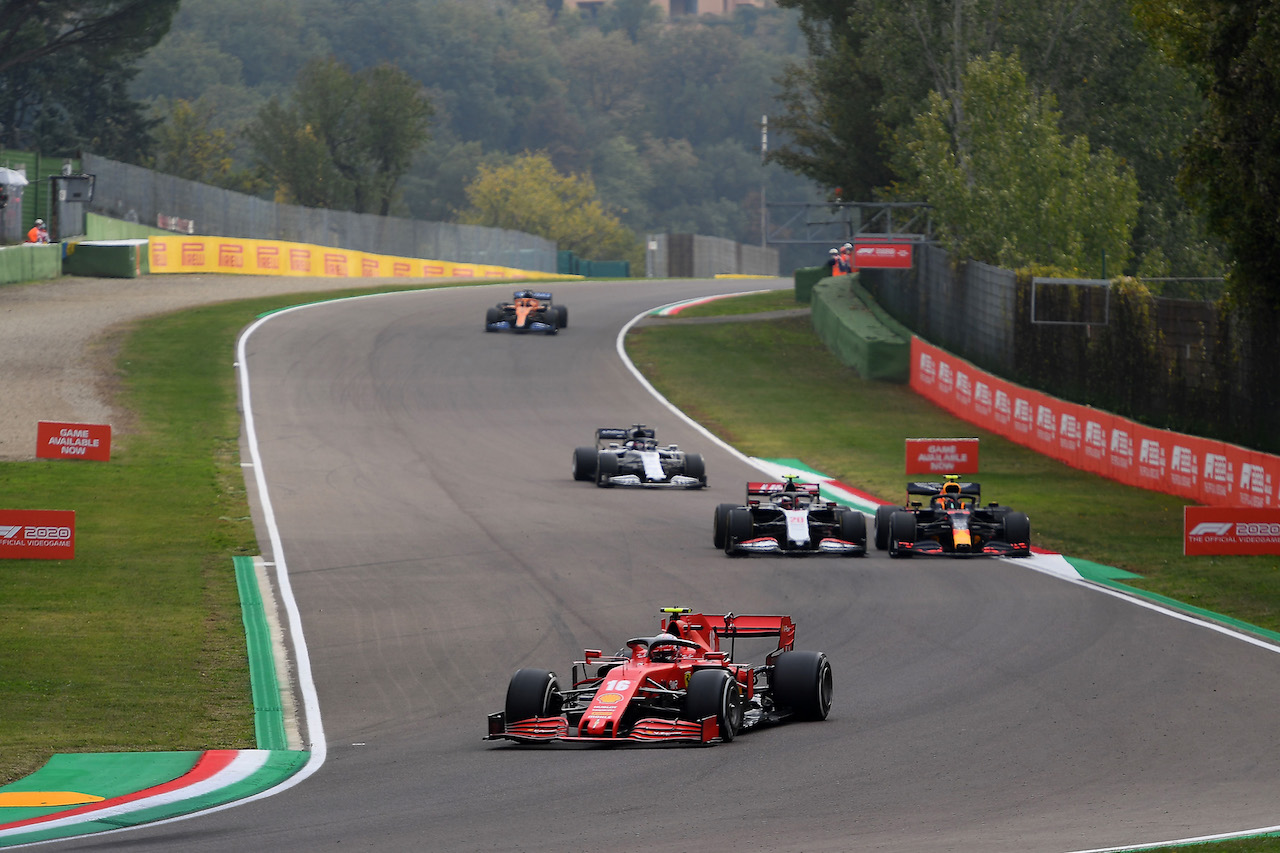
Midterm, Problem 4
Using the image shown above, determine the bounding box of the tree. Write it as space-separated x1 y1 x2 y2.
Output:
896 52 1138 273
245 57 433 215
0 0 179 156
459 152 640 265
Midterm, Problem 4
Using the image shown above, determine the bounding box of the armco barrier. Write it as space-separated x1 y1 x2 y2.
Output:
810 275 910 382
911 337 1280 508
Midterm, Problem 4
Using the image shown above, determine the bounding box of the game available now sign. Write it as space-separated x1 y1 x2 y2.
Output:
37 421 111 461
1185 506 1280 556
905 438 979 474
0 510 75 559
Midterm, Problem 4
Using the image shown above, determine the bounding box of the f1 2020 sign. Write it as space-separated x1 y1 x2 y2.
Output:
0 510 75 559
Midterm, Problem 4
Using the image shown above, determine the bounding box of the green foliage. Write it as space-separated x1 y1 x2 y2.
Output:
130 0 817 247
896 52 1139 273
774 0 1220 277
459 151 641 266
245 56 433 215
0 0 180 154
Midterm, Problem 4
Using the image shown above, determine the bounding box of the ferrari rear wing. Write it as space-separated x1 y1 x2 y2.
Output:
698 613 796 651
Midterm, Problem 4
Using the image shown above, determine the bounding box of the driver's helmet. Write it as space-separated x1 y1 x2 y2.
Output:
649 633 680 662
777 494 795 509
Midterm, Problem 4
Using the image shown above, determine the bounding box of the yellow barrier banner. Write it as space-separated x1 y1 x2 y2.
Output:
146 236 562 280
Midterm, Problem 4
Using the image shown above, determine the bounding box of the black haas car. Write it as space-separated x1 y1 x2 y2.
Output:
714 477 867 556
874 475 1031 558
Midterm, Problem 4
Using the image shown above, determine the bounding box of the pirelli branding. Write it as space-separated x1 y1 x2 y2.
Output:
0 510 75 559
1185 507 1280 556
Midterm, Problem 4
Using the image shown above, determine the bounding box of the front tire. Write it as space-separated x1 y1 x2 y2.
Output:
888 510 916 558
1003 511 1031 551
712 502 739 549
771 650 833 721
484 307 502 331
838 510 867 554
572 446 597 481
595 451 619 487
555 305 568 328
505 668 562 722
682 670 744 741
724 507 755 556
682 452 706 485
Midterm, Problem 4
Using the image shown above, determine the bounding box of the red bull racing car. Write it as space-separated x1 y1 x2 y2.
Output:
486 607 833 746
572 424 707 488
714 478 867 556
874 475 1031 558
484 290 566 334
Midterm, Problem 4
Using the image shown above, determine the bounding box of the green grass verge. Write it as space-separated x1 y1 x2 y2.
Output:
661 287 800 318
0 281 450 787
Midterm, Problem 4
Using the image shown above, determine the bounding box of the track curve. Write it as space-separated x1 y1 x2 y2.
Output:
48 278 1280 852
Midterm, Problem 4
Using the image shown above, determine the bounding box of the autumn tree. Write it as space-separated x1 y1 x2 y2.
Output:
897 52 1138 274
245 57 433 215
459 152 640 265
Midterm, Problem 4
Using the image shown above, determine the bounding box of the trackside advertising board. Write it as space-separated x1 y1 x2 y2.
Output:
0 510 75 559
146 236 562 281
36 421 111 461
853 242 914 269
1185 507 1280 555
905 438 979 474
910 337 1280 509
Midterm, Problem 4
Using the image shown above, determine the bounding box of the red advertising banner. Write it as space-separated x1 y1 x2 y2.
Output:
36 421 112 461
0 510 75 559
853 242 914 269
905 438 979 474
1185 506 1280 555
909 337 1280 508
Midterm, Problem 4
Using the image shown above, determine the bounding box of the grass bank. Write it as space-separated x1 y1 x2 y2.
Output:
0 283 443 786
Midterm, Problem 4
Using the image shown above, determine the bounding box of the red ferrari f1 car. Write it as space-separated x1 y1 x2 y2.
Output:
874 475 1031 558
486 607 832 746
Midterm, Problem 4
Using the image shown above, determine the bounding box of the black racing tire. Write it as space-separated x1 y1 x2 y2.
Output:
484 307 502 331
838 510 867 554
682 452 706 484
712 502 739 549
888 510 916 558
771 650 833 721
555 305 568 329
874 504 896 551
682 669 744 742
1003 511 1031 550
724 507 755 556
544 312 559 335
572 446 597 481
505 668 562 723
595 451 619 487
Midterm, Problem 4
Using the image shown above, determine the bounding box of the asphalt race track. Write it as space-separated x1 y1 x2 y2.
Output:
48 278 1280 852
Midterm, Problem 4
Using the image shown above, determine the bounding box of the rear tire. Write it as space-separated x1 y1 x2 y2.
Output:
838 510 867 554
724 508 755 556
505 668 562 722
874 504 896 551
713 503 739 549
572 446 596 481
771 651 833 721
888 510 916 558
682 670 744 741
595 451 619 487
